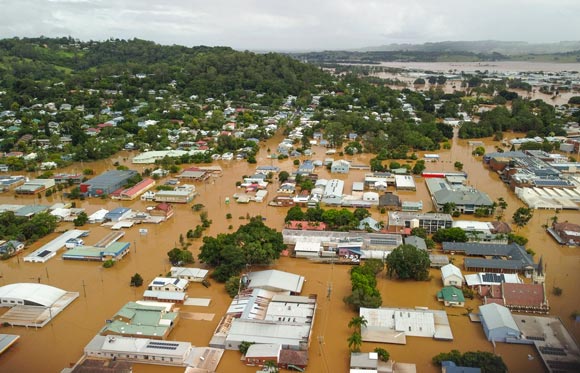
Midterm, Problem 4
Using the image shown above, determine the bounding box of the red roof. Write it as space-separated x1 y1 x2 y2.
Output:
120 178 155 197
502 283 546 307
155 203 173 212
286 221 327 231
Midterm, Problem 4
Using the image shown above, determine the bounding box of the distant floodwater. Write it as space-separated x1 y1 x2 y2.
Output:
378 60 580 73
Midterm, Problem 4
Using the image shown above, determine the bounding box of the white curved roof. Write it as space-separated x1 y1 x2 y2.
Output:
0 283 66 307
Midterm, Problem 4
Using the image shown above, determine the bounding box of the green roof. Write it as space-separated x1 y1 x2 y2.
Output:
101 302 178 338
437 286 465 302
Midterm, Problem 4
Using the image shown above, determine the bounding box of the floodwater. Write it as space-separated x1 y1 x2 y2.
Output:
376 61 580 74
0 130 578 373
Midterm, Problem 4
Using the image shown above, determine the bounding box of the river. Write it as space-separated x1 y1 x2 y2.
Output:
0 130 578 373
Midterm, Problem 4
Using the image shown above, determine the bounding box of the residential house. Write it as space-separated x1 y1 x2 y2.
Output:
437 286 465 307
378 193 400 210
441 264 464 288
330 160 350 174
150 203 174 220
147 277 189 292
170 267 208 283
548 221 580 246
404 236 427 251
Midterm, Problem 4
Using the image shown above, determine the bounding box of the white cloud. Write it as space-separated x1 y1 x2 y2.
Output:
0 0 578 50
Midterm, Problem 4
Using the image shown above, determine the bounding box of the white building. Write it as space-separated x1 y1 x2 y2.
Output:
148 277 189 292
244 270 305 294
170 267 208 282
441 264 464 288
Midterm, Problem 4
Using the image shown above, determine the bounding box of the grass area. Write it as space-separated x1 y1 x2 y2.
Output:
511 53 580 63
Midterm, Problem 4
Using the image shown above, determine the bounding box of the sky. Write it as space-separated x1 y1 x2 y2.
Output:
0 0 579 51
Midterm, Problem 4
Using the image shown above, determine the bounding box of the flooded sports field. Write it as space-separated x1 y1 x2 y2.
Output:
0 130 578 372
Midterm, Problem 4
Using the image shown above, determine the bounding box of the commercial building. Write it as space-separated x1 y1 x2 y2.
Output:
143 290 187 304
442 242 537 276
84 335 192 366
104 207 132 222
394 175 416 191
479 303 521 343
426 177 493 214
548 221 580 246
360 307 453 344
62 242 130 262
387 212 453 234
24 229 89 263
483 283 549 314
14 178 55 195
80 170 138 197
243 270 304 294
244 343 281 367
117 178 156 200
0 283 79 327
154 185 196 203
100 302 179 340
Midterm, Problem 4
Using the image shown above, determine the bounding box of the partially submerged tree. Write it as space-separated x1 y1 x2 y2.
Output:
385 244 430 281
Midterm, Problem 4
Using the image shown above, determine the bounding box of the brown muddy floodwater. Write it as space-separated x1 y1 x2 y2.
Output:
0 131 578 373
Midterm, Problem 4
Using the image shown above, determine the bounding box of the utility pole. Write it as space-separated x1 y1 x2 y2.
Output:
81 280 87 298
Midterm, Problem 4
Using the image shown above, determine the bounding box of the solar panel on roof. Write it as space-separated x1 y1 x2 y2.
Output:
152 281 165 285
38 250 51 257
482 273 505 283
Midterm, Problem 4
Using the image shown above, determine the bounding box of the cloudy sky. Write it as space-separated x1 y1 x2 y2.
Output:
0 0 578 50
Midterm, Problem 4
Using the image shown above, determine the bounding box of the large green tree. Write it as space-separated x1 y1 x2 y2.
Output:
385 244 430 281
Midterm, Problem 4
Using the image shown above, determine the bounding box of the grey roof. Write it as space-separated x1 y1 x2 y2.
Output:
245 270 304 293
14 205 49 217
350 352 378 369
479 303 519 332
433 188 493 207
404 236 427 251
82 170 138 189
442 242 536 271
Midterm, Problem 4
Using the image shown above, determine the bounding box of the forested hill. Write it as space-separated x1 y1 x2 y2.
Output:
0 37 330 102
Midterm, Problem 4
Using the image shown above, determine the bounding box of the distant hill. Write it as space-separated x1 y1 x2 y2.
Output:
358 40 580 56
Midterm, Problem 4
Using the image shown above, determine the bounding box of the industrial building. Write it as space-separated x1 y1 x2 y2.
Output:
80 170 138 197
243 270 304 294
116 178 156 200
479 303 521 343
0 283 79 327
14 178 55 195
154 185 197 203
62 242 130 262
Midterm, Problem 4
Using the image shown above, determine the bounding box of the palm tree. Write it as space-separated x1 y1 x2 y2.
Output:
347 331 362 352
348 316 368 333
263 360 279 373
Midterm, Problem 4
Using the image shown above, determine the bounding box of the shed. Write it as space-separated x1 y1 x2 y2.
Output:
244 270 304 294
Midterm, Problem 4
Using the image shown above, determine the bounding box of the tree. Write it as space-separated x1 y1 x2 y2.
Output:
167 247 194 265
374 347 390 362
130 273 144 287
225 276 241 297
433 227 468 243
285 206 305 222
512 207 533 229
496 197 507 221
353 208 371 221
454 161 463 171
278 170 290 183
103 259 114 268
239 341 254 355
442 202 456 214
348 316 368 333
410 227 427 239
385 244 430 281
73 211 88 226
347 331 362 352
432 350 507 373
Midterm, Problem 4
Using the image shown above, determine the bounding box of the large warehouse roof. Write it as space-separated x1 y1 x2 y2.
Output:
0 283 66 307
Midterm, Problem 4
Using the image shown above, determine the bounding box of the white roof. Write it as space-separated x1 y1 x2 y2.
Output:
441 264 463 280
294 241 321 252
0 283 66 307
245 270 304 293
394 175 416 188
479 303 519 332
244 343 281 358
86 335 191 357
170 267 208 278
148 277 188 290
464 273 522 287
452 220 494 232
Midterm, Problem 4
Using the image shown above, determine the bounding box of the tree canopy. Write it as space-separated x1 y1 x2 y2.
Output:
432 350 507 373
385 244 430 281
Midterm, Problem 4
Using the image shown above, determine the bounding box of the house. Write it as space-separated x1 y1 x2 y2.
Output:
401 201 423 212
358 217 381 232
479 303 521 343
548 221 580 246
244 343 281 367
293 241 322 258
143 290 187 304
148 277 189 292
437 286 465 307
297 160 315 175
362 192 379 205
441 264 464 288
379 193 400 210
404 236 427 251
170 267 208 282
331 159 350 173
279 349 308 370
150 203 174 220
0 240 24 257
